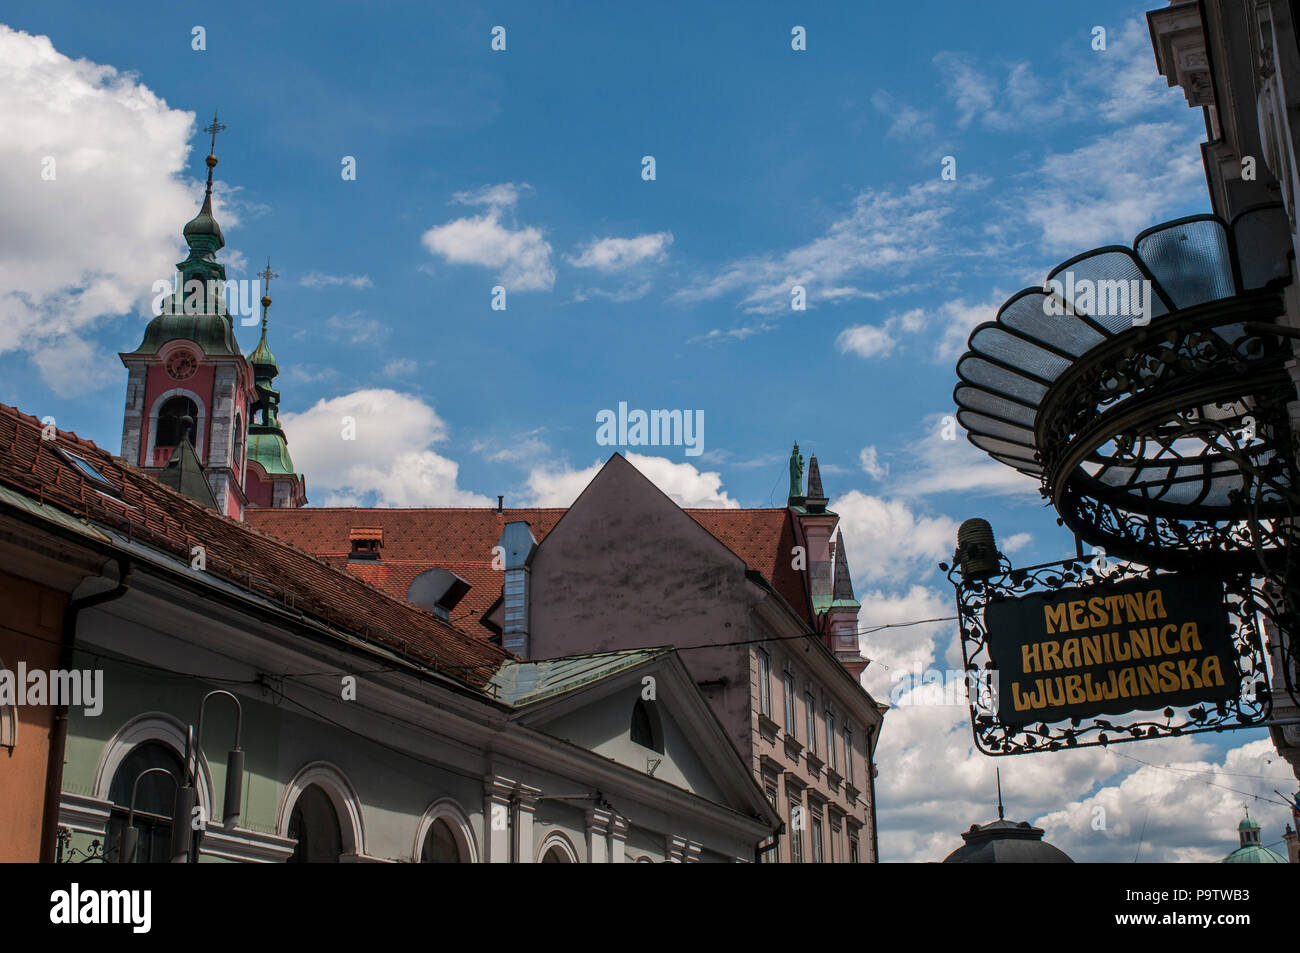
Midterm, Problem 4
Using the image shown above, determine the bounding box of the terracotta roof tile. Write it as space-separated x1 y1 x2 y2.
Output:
247 502 815 639
0 403 509 689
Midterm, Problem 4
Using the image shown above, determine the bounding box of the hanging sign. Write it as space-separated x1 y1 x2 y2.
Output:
985 572 1237 725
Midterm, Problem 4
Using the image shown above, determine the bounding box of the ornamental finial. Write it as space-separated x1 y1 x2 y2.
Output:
201 110 226 196
257 257 279 332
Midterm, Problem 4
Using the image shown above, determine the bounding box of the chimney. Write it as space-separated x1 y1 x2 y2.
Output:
497 494 504 514
496 521 537 657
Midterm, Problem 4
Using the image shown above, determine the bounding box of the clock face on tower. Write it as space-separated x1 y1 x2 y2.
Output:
164 350 198 380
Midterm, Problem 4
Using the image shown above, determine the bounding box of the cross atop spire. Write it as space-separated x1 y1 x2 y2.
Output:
204 110 226 158
257 257 279 336
258 258 279 300
182 111 227 254
199 110 226 202
250 255 282 383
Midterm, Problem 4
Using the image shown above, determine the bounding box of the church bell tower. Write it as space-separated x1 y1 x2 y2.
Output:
118 112 306 517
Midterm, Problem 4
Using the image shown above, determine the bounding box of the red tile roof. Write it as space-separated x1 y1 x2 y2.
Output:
246 504 814 639
0 404 510 688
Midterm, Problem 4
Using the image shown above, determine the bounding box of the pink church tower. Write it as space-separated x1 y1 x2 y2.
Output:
118 113 305 518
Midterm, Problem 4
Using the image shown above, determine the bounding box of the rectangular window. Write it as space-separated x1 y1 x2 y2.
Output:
790 803 804 863
783 671 796 734
830 822 840 863
805 692 817 755
825 709 837 771
758 648 772 718
850 836 860 864
811 815 824 864
763 780 779 863
844 726 854 786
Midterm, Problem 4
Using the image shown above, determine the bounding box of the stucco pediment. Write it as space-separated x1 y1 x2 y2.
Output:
502 651 776 825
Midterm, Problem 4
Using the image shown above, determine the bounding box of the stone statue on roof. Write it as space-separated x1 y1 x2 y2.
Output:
789 442 804 500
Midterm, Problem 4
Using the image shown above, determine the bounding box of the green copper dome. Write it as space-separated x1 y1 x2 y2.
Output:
1222 844 1287 863
247 429 297 477
249 326 278 375
182 206 225 248
182 210 224 249
126 309 240 357
182 154 226 249
1221 811 1286 863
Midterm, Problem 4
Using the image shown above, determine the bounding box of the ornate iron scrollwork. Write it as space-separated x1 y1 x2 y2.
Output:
1038 291 1298 573
946 556 1274 756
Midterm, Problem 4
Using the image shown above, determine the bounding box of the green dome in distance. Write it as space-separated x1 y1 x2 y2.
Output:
1221 809 1287 863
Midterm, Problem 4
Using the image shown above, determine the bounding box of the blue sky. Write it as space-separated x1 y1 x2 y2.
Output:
2 0 1295 861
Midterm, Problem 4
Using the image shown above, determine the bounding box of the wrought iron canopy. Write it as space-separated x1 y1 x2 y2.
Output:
954 205 1298 570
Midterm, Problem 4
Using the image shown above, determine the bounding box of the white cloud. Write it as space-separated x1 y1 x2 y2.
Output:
836 323 897 359
300 272 372 289
0 26 212 396
858 445 889 480
933 19 1182 133
872 90 940 152
30 334 119 397
421 184 555 291
281 364 338 385
524 453 739 508
857 583 957 701
933 52 999 128
931 294 1004 362
1095 20 1178 122
832 490 958 588
568 232 672 271
451 182 530 209
1032 738 1296 863
837 295 1004 364
381 358 418 377
279 389 489 506
889 415 1042 500
1001 531 1032 553
1022 122 1206 254
324 312 390 345
571 281 654 303
674 179 985 315
472 430 550 464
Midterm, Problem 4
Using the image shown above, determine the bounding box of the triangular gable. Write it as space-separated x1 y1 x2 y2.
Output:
158 436 218 510
529 454 762 655
504 649 776 823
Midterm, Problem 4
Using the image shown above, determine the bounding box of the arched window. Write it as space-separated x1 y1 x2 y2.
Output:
420 818 461 863
287 783 343 863
413 798 476 863
232 412 244 473
630 698 663 753
106 741 184 863
156 396 198 448
536 831 579 863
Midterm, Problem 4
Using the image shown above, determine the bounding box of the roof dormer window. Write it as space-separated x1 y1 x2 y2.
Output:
349 527 383 561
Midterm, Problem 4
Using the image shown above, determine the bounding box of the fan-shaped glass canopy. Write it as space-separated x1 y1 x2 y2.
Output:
953 205 1297 569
